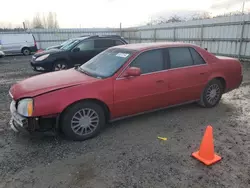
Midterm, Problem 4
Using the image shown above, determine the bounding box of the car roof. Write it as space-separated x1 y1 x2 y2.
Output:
76 35 125 41
112 42 200 51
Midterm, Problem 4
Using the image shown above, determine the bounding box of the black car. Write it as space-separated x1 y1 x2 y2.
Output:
30 35 128 72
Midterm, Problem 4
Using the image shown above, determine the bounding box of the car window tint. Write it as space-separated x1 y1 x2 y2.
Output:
130 49 164 74
169 47 193 69
115 40 124 46
75 40 94 51
189 48 206 65
95 39 114 48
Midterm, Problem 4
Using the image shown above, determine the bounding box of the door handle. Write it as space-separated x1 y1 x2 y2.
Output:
156 80 164 83
200 72 206 75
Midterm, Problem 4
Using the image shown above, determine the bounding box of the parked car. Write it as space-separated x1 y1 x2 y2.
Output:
30 35 128 72
9 42 242 141
45 38 77 51
0 33 37 55
0 50 5 58
0 44 4 58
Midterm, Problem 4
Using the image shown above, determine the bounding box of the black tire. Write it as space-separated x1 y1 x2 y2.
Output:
22 48 31 56
53 60 68 71
199 79 223 108
61 101 106 141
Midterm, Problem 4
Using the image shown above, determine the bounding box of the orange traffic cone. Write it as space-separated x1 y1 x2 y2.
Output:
192 125 222 166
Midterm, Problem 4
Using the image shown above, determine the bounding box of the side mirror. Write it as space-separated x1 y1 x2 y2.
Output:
73 47 80 52
124 67 141 77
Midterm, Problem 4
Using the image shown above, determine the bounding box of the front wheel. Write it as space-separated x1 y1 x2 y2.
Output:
199 79 223 108
61 101 106 141
53 61 68 71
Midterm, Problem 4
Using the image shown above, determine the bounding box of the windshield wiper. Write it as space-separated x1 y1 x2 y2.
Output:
77 67 102 79
77 67 94 77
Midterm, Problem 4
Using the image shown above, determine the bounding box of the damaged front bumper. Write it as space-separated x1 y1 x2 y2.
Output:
9 100 56 134
10 101 29 133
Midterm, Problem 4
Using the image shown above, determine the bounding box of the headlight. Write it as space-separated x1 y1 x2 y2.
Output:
17 98 33 117
35 54 50 61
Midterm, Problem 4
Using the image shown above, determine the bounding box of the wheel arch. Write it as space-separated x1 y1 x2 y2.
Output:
21 46 30 52
57 98 111 129
214 77 226 92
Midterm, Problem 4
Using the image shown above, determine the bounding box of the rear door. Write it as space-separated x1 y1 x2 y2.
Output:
166 47 210 105
113 49 169 118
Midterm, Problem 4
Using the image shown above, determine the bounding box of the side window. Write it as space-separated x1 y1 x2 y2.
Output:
169 47 193 69
130 49 164 74
114 40 124 46
74 40 94 51
95 39 114 49
189 48 206 65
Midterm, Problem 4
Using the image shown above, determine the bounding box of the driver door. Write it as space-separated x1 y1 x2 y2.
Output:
70 40 96 65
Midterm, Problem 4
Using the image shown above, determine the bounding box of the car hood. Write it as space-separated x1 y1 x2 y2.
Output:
33 48 63 57
10 68 97 100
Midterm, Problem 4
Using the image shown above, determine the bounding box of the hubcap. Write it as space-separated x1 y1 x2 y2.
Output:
71 108 99 136
206 84 220 105
24 49 29 55
54 63 67 71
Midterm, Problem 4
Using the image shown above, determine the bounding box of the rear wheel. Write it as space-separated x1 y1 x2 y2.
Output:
22 48 31 56
53 61 68 71
61 101 106 141
199 79 223 108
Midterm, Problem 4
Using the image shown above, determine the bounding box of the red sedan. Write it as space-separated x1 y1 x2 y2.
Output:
9 43 242 140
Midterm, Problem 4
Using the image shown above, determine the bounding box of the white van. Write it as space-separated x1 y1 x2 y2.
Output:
0 33 38 55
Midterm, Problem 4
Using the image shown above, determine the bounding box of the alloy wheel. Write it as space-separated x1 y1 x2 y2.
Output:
206 84 221 105
70 108 99 136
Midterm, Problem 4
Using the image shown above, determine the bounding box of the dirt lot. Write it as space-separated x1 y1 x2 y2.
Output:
0 56 249 188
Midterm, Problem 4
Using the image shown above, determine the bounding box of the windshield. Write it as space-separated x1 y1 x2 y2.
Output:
79 48 135 78
60 40 79 50
61 39 74 46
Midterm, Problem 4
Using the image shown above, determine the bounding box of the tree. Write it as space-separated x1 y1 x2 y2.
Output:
47 12 59 29
147 15 184 26
32 13 44 28
31 12 59 29
191 12 211 20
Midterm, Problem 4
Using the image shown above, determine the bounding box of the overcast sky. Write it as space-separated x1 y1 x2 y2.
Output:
0 0 249 28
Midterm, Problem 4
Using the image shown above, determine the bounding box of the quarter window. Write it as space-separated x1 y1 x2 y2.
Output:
115 40 124 46
169 47 193 69
95 39 114 49
130 49 164 74
189 48 206 65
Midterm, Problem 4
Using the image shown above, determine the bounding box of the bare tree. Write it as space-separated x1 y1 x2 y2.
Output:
167 15 183 23
192 12 211 20
147 15 184 26
31 12 59 29
47 12 59 28
32 13 44 28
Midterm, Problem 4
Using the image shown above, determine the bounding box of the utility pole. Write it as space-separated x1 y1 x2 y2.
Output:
23 22 26 30
242 1 245 14
119 22 122 37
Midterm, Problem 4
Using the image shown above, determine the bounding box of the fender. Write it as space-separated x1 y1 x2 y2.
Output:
32 78 114 117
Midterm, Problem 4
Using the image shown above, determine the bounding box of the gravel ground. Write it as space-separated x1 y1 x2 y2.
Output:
0 56 249 188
